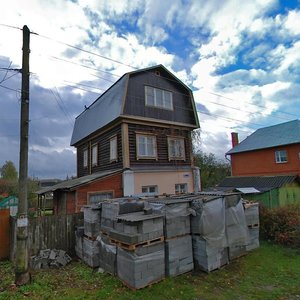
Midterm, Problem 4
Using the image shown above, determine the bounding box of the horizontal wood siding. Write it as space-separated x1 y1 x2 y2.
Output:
128 123 192 168
77 125 122 177
10 213 83 261
124 68 197 126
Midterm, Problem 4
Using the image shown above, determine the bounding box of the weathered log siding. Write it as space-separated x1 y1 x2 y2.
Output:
77 125 122 177
128 123 192 168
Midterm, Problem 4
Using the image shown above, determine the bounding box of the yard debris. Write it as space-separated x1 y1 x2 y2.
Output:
30 249 72 269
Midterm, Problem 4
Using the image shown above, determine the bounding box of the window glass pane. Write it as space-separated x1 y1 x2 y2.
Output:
175 183 187 193
146 136 155 156
92 145 97 165
155 89 163 107
275 150 287 163
169 138 185 159
138 135 156 157
110 137 117 160
164 91 172 109
83 149 88 167
138 136 146 156
145 86 155 106
89 192 113 204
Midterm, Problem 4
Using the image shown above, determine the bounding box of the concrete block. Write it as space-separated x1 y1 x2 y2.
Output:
83 205 101 223
99 234 117 275
165 235 193 277
84 221 101 238
192 235 229 272
117 246 165 289
228 244 247 260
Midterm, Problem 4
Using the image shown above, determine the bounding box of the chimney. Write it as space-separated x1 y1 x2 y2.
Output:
231 132 239 147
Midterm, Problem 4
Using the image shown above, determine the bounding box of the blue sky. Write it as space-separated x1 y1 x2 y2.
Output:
0 0 299 178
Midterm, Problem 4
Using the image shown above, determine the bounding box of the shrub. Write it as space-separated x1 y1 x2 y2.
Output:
260 204 300 248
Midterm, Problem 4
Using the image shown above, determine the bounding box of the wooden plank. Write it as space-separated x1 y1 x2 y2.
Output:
0 209 10 260
9 213 83 261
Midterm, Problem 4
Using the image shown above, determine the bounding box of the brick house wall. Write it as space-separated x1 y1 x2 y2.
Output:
231 144 300 176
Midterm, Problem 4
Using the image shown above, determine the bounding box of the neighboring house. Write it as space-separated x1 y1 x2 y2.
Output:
226 120 300 177
217 175 300 208
37 178 62 213
38 65 200 214
223 120 300 207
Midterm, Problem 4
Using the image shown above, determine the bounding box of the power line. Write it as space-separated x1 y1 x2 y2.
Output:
201 90 299 119
2 24 299 126
0 24 22 30
0 84 20 92
33 32 137 70
50 88 74 128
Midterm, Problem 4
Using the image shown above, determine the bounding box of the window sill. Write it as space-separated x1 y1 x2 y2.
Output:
275 161 288 164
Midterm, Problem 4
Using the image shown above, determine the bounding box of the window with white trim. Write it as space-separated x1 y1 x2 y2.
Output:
92 144 98 166
145 86 173 110
136 134 157 159
142 185 158 195
275 150 287 163
110 136 117 161
168 137 185 160
83 149 88 168
89 192 113 204
175 183 188 194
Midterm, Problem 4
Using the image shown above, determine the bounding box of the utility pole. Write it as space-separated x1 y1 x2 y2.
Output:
15 25 30 286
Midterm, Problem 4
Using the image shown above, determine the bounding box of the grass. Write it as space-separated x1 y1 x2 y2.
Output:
0 241 300 300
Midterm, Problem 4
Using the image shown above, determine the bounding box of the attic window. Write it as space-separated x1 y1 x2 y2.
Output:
275 150 287 163
155 70 161 76
145 86 173 110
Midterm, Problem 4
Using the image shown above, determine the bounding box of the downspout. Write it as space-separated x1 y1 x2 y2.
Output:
225 154 232 176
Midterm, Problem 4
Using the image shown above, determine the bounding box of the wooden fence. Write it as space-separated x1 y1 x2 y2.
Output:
10 213 83 261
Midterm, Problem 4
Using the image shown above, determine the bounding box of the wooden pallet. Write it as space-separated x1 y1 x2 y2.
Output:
109 236 164 251
121 277 164 291
83 234 97 241
248 223 259 228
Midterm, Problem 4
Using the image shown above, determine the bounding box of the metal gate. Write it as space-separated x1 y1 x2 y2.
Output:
0 208 10 260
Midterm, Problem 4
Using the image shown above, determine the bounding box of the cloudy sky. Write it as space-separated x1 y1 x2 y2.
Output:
0 0 299 179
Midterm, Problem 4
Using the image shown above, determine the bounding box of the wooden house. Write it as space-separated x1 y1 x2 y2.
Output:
38 65 200 214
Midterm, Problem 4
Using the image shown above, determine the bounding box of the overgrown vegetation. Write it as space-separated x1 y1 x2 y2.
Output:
0 160 39 208
260 204 300 248
193 152 230 189
0 242 299 299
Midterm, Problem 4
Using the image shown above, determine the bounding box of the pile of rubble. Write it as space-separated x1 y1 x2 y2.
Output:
75 193 260 289
30 249 72 269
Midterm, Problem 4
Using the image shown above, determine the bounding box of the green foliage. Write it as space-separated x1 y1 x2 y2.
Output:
1 160 18 181
194 151 231 189
1 243 300 299
260 204 300 248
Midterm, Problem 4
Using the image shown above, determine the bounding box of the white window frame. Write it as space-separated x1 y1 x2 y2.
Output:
83 148 88 168
88 191 113 204
175 183 188 194
141 185 158 195
168 137 185 160
91 144 98 166
275 150 287 163
145 86 173 110
136 134 157 159
110 136 118 162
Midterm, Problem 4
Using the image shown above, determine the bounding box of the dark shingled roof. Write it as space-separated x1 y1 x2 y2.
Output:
218 175 299 192
227 119 300 155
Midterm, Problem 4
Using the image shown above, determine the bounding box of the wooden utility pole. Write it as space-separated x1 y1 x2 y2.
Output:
15 25 30 286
